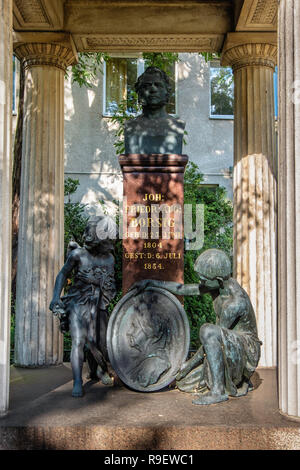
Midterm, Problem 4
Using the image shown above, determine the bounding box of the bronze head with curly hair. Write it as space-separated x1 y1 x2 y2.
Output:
124 65 185 154
135 66 172 108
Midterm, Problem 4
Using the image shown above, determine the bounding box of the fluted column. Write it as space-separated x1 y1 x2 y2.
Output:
0 0 12 414
222 33 278 367
13 42 76 366
278 0 300 419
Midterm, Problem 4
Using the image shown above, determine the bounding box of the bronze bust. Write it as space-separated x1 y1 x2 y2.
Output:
124 66 185 155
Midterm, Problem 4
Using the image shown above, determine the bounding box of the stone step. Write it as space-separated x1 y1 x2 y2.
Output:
1 366 299 450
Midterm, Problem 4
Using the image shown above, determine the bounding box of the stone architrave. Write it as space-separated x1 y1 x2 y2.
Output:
278 0 300 420
0 0 13 415
222 32 278 367
13 39 77 366
119 154 188 295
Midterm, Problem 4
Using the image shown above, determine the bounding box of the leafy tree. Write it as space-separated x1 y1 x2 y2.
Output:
67 52 110 88
64 177 89 257
200 52 220 62
98 199 123 311
109 90 142 155
210 67 234 116
200 53 234 116
184 162 233 348
142 52 180 71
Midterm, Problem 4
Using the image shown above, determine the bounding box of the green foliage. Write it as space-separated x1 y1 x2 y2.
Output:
184 163 233 257
184 162 233 348
210 67 234 116
99 199 123 307
184 251 216 348
64 177 89 257
64 177 81 201
109 90 142 155
67 52 110 88
183 161 205 190
198 54 234 116
200 52 220 62
142 52 180 74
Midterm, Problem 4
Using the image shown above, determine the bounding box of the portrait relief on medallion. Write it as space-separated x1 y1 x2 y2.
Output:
126 293 172 388
107 287 190 392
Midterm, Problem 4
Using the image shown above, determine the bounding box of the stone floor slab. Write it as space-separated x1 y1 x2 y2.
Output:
0 365 299 449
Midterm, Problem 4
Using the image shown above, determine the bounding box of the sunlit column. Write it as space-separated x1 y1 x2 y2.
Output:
0 0 13 414
13 42 76 366
222 33 278 367
278 0 300 419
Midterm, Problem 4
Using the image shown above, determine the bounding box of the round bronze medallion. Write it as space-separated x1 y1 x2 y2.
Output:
107 287 190 392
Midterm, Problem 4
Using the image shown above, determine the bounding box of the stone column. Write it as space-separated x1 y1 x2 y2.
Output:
278 0 300 419
0 0 12 414
222 33 278 367
13 41 76 366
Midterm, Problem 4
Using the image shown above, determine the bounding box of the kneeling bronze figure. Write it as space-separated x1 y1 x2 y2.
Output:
129 249 262 405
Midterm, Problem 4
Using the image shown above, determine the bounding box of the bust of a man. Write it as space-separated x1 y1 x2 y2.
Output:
124 66 186 155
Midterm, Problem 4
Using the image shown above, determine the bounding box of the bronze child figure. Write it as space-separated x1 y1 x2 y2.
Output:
130 249 262 405
49 216 116 397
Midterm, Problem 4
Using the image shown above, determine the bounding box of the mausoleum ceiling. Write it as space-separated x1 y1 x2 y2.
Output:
13 0 65 30
12 0 278 53
236 0 277 31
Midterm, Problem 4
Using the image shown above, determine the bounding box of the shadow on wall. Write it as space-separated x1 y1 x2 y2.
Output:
64 53 234 212
234 153 277 246
64 74 121 213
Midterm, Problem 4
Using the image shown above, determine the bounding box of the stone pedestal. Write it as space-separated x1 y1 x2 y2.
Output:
222 33 278 367
278 0 300 419
119 154 188 294
13 41 76 366
0 0 12 415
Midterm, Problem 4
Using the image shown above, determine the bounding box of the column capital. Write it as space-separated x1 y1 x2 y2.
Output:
221 32 277 71
13 32 78 71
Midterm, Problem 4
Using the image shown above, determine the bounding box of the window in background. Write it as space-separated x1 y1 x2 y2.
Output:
209 62 234 119
209 62 278 120
103 57 176 116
